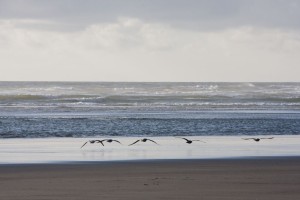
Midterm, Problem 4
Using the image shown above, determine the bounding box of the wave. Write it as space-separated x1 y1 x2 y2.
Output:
0 82 300 110
0 94 50 101
1 93 300 102
1 96 300 109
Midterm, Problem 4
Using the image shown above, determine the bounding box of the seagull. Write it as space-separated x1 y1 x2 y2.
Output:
178 137 206 144
242 137 274 142
80 140 104 148
129 138 159 146
102 139 122 145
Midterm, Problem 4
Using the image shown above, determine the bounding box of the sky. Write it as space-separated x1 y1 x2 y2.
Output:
0 0 300 82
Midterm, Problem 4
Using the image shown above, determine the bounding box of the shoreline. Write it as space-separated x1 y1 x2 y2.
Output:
1 135 300 164
1 155 300 166
1 157 300 200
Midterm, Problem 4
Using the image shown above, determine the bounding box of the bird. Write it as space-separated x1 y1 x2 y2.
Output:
129 138 159 146
80 140 104 148
178 137 206 144
242 137 274 142
102 139 122 145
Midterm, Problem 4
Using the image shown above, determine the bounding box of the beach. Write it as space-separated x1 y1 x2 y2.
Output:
1 136 300 199
1 158 300 200
1 136 300 164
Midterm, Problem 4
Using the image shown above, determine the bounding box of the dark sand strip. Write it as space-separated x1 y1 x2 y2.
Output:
0 158 300 200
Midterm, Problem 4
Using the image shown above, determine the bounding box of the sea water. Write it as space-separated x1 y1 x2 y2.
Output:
0 82 299 138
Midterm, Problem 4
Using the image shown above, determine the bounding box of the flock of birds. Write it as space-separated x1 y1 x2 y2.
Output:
80 137 274 148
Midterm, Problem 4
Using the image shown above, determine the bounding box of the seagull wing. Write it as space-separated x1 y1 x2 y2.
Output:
112 140 122 144
129 140 140 146
99 140 105 146
260 137 274 140
193 140 206 143
181 138 189 142
147 139 159 145
93 140 104 146
242 138 255 140
80 141 88 148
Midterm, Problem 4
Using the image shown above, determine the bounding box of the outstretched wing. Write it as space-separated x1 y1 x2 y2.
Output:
193 140 206 143
242 138 255 140
181 138 189 142
147 139 159 145
129 140 140 146
80 141 88 148
112 140 122 144
260 137 274 140
99 140 105 146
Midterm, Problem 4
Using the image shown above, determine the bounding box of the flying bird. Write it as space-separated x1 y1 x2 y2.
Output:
80 140 104 148
129 138 159 146
242 137 274 142
178 137 206 144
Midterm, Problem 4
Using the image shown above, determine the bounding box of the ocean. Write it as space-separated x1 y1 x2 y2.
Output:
0 82 299 138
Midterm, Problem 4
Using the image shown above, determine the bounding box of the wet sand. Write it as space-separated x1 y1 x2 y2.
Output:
2 135 300 164
0 158 300 200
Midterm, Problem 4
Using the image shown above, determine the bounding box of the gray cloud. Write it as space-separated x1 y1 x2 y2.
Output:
0 0 300 31
1 1 300 81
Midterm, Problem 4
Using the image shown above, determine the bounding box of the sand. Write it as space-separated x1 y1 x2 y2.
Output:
0 158 300 200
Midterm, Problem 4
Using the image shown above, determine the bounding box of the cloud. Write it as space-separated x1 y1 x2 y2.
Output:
1 0 300 31
0 18 300 81
0 18 175 51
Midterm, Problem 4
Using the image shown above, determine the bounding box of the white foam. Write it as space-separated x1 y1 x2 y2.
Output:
0 135 299 164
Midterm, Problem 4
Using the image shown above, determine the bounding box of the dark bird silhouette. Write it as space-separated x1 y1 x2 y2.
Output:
102 139 122 145
80 140 104 148
242 137 274 142
129 138 159 146
178 137 206 144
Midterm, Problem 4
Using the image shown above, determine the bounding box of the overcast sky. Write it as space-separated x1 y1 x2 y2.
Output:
0 0 300 81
